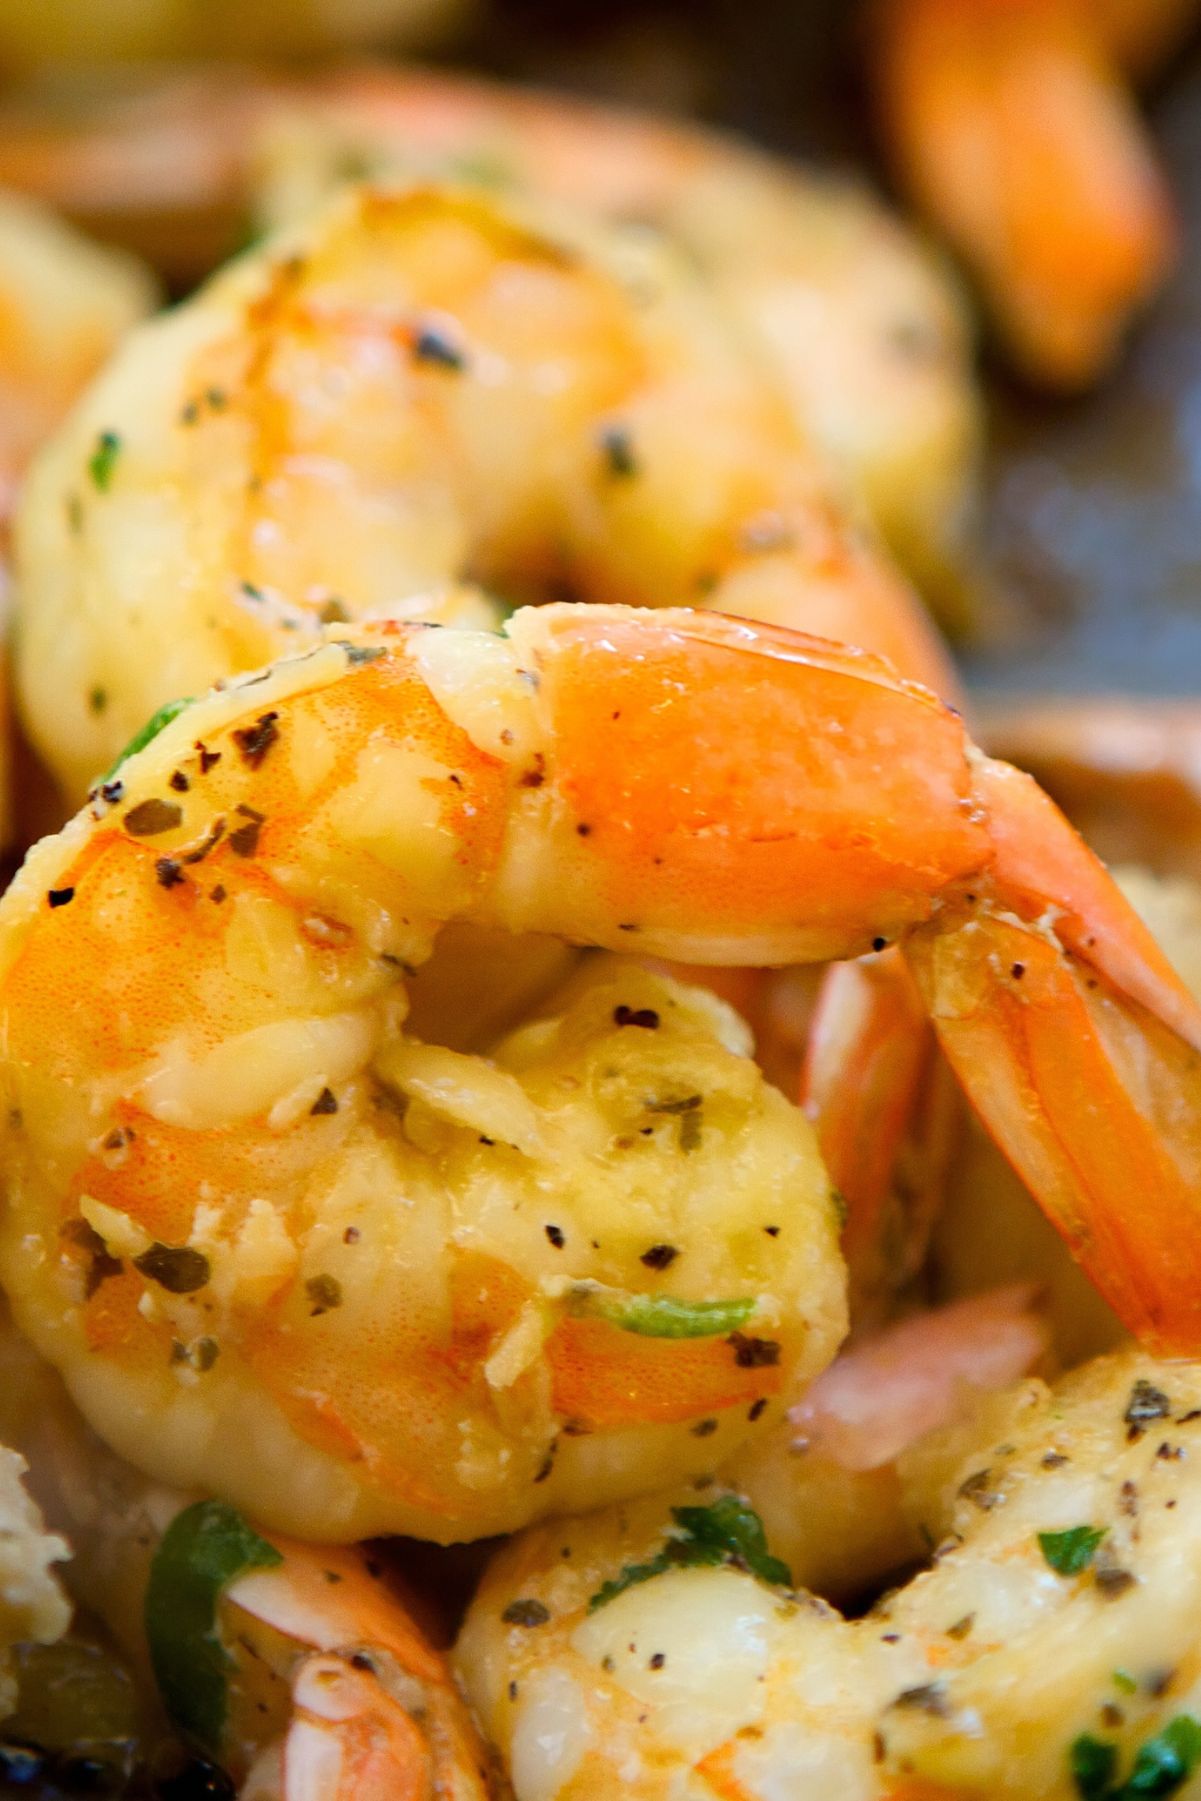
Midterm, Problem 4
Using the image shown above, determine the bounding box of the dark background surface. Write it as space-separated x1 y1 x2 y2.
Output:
451 0 1201 699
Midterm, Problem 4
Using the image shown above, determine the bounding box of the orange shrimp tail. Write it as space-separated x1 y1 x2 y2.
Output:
874 0 1177 387
909 760 1201 1353
801 951 938 1289
283 1657 433 1801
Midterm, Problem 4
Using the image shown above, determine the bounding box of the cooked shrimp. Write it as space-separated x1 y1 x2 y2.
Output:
0 1315 490 1798
873 0 1177 388
14 180 957 805
2 602 1200 1541
0 187 157 533
458 1346 1201 1801
724 1285 1049 1601
0 66 982 621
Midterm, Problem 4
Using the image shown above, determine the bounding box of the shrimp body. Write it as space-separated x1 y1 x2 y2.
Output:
14 181 955 803
0 1312 490 1799
3 602 1201 1544
458 1348 1201 1801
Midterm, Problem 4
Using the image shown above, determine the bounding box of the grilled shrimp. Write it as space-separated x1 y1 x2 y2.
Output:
0 1314 492 1798
458 1347 1201 1801
2 602 1201 1544
14 180 957 805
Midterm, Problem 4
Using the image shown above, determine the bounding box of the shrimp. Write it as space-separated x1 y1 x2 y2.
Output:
456 1346 1201 1801
0 66 982 623
0 1314 491 1799
13 180 957 807
872 0 1178 389
723 1285 1049 1601
1 601 1200 1542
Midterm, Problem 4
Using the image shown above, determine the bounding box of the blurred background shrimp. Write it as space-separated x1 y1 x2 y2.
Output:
12 176 959 810
457 1346 1201 1800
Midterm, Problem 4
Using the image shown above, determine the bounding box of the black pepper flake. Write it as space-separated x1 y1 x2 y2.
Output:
534 1441 557 1483
229 804 264 858
1095 1565 1137 1599
133 1242 210 1294
1011 962 1026 980
891 1683 949 1717
47 887 75 909
412 326 466 371
1041 1451 1069 1469
62 1219 123 1298
691 1418 719 1437
957 1468 1002 1511
350 1653 376 1674
343 1226 360 1245
508 1681 518 1702
640 1243 678 1270
872 937 888 953
501 1599 550 1628
124 798 183 837
763 1225 780 1237
599 424 638 479
614 1005 659 1030
169 770 190 793
1125 1378 1171 1437
182 819 226 865
98 779 125 805
649 1653 666 1670
193 1336 220 1372
728 1332 780 1369
196 743 221 774
310 1087 338 1116
544 1224 565 1249
210 884 227 904
306 1274 343 1317
232 712 280 769
155 857 185 889
747 1398 768 1422
520 755 546 789
576 821 592 837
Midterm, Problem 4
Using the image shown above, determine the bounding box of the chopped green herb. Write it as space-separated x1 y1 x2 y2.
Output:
104 697 193 780
1069 1715 1201 1800
88 431 121 492
1039 1525 1107 1576
1124 1716 1201 1796
1072 1735 1119 1801
144 1501 281 1754
570 1288 755 1339
1114 1671 1139 1695
588 1495 791 1613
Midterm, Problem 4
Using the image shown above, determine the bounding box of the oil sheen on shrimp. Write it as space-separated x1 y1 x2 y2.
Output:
4 603 1201 1547
14 180 954 802
458 1347 1201 1801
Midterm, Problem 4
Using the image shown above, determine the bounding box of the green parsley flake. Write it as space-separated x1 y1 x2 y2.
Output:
570 1288 755 1339
588 1495 791 1613
1039 1525 1107 1576
1070 1715 1201 1800
88 431 121 492
104 696 193 779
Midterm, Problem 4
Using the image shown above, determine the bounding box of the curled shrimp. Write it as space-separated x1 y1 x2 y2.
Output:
14 180 956 806
0 65 982 623
1 601 1200 1544
872 0 1178 388
0 1315 490 1799
457 1345 1201 1801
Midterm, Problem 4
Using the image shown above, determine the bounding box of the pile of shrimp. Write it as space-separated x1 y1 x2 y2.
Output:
0 29 1200 1801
